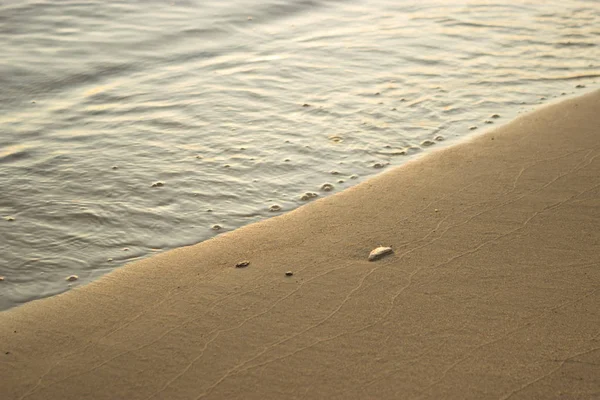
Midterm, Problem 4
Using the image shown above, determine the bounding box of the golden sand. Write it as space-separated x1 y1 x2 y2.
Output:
1 91 599 399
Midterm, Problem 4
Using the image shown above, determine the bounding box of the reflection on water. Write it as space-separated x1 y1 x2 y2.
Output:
0 0 599 310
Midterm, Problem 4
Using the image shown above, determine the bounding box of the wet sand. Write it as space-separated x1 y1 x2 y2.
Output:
1 90 599 399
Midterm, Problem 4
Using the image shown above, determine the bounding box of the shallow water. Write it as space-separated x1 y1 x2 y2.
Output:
1 0 599 310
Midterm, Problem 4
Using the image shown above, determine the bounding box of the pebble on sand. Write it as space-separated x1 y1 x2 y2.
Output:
469 126 478 130
151 181 164 188
65 275 79 282
302 103 310 107
368 246 393 261
285 271 294 277
235 261 250 268
575 84 586 89
321 183 334 192
269 204 282 212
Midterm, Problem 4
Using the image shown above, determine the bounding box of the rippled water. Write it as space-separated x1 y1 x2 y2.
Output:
1 0 599 310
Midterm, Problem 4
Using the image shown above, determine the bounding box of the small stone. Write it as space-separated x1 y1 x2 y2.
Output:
269 204 282 212
372 162 386 169
123 248 129 251
321 183 334 192
330 170 340 175
390 107 397 111
469 126 477 130
421 140 435 147
0 276 5 282
224 164 231 168
575 84 585 89
337 179 345 183
112 166 118 170
65 275 79 282
491 114 500 119
435 209 439 212
368 246 393 261
302 103 310 107
285 271 294 277
484 120 493 124
107 258 113 262
4 216 15 222
196 155 203 159
434 135 445 141
151 181 164 188
211 224 222 230
235 261 250 268
350 175 358 179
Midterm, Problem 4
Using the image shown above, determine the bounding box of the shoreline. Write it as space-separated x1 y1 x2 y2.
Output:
1 90 599 399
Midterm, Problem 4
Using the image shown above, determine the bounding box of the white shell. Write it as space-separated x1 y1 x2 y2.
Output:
368 246 393 261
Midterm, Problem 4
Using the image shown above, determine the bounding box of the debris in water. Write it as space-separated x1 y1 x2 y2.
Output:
321 183 334 192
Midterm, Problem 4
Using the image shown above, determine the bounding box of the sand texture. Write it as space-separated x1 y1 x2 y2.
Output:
1 91 599 399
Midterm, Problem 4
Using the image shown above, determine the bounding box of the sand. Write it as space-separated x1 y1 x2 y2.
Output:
1 90 599 399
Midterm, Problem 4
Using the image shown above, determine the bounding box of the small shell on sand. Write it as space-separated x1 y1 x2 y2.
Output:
269 204 282 212
321 183 334 192
368 246 393 261
285 271 294 276
65 275 79 282
235 261 250 268
151 181 164 188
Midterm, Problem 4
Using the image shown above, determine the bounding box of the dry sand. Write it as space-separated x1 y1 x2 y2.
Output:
1 91 599 399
